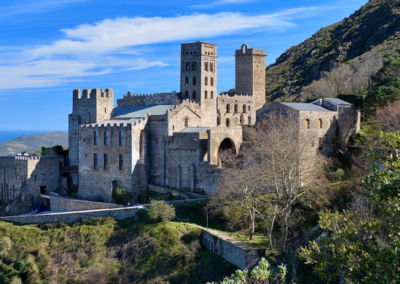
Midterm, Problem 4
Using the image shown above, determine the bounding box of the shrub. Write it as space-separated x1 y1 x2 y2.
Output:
113 187 133 205
0 237 13 258
148 201 176 222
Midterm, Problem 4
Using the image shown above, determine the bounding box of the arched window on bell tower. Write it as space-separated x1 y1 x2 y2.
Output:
205 77 208 86
193 76 197 85
192 91 196 100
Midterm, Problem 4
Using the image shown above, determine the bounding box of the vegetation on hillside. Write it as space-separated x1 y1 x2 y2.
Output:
0 131 68 155
0 213 236 284
266 0 400 101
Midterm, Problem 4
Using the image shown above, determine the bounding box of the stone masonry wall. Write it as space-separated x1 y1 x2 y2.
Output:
0 156 62 203
48 194 123 211
69 89 114 166
202 230 265 270
0 207 140 225
117 91 180 106
78 119 148 202
217 93 256 127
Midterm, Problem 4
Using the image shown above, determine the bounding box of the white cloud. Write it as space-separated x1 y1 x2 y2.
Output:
190 0 257 9
0 9 318 90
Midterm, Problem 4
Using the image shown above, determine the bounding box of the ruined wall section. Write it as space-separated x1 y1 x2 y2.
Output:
235 45 266 111
69 88 114 166
78 118 148 202
117 91 180 106
217 93 255 127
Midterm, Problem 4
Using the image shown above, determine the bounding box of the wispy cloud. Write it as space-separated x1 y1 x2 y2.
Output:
0 0 88 20
190 0 257 9
0 8 318 90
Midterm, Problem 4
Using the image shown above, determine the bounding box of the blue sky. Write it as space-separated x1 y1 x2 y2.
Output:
0 0 368 131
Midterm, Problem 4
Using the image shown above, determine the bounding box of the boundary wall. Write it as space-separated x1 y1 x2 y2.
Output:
0 206 142 224
202 229 265 270
46 194 124 211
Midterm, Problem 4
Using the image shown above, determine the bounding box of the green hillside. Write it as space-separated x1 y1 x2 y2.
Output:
0 131 68 155
0 215 236 284
265 0 400 101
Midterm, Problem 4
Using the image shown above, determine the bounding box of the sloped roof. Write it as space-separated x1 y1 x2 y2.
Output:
322 98 352 105
280 103 332 112
112 105 175 118
180 127 210 133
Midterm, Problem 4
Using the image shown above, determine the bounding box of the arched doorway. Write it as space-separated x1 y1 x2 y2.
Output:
218 138 236 167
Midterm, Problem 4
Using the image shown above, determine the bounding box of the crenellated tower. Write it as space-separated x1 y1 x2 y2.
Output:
68 88 114 166
180 42 217 127
235 44 266 110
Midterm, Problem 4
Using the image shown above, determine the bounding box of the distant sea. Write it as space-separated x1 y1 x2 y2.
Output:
0 130 67 143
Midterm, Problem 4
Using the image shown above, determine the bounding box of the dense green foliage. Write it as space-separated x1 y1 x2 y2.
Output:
298 132 400 283
148 201 176 222
208 258 286 284
364 48 400 115
265 0 400 101
112 187 133 205
0 214 236 283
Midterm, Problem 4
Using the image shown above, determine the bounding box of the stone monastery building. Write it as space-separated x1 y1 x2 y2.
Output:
0 41 360 204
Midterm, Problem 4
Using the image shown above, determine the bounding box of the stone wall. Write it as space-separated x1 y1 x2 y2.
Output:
0 206 140 225
78 118 148 202
0 156 62 203
202 230 265 270
235 44 266 110
217 93 255 126
48 194 124 211
69 88 114 166
116 91 180 106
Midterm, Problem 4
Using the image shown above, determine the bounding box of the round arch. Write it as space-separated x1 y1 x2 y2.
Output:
218 138 236 167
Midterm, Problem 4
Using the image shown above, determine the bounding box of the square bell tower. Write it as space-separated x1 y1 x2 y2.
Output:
180 41 217 127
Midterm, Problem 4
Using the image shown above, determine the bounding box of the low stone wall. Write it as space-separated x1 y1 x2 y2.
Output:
202 230 265 270
0 206 141 225
148 184 208 200
47 194 124 211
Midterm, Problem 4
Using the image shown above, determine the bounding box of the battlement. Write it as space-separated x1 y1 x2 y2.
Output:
80 115 149 130
73 88 114 100
218 93 254 103
0 155 61 161
117 91 179 106
235 44 266 57
167 99 201 118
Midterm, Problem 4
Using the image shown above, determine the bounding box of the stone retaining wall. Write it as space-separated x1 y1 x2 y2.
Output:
202 230 265 270
0 206 141 225
47 194 124 211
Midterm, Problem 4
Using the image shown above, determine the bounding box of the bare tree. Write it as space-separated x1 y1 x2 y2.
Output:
211 112 327 254
376 101 400 131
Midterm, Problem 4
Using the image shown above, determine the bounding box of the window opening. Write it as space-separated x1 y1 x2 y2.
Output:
119 155 124 170
226 104 230 113
119 131 124 146
193 91 196 100
104 131 109 146
104 154 109 169
211 77 214 86
94 153 99 169
193 76 196 85
305 119 310 129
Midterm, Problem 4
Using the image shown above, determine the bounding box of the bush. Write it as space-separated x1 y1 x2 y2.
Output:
148 201 176 222
0 237 13 258
113 187 133 205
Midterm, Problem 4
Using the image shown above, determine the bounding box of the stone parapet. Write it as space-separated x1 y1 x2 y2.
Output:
117 91 179 106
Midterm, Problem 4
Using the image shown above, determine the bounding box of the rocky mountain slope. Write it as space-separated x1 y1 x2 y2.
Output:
0 131 68 155
266 0 400 101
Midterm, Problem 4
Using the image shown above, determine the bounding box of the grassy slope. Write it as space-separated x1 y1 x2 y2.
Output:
0 131 68 155
265 0 400 101
0 213 236 284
